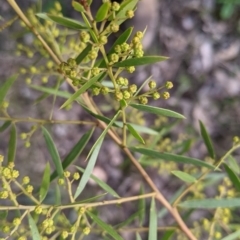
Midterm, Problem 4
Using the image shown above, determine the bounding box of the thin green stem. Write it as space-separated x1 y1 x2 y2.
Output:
13 180 40 205
0 116 96 125
173 171 208 207
215 143 240 169
122 110 127 146
173 143 240 207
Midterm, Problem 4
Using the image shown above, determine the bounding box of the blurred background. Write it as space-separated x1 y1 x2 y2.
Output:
0 0 240 239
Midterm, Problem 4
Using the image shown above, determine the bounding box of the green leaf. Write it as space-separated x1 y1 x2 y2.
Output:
224 163 240 192
76 166 120 198
171 171 196 183
162 230 175 240
28 213 41 240
95 2 110 22
42 127 63 178
0 74 18 105
86 110 121 160
7 124 17 163
82 106 119 127
115 0 138 24
221 230 240 240
0 210 8 220
39 163 51 202
75 43 92 64
148 198 157 240
110 27 133 53
87 211 123 240
178 198 240 209
114 56 168 68
130 104 185 119
131 147 215 169
55 184 61 205
50 129 94 182
117 122 158 135
74 138 103 199
127 123 145 144
136 233 142 240
72 1 85 12
115 209 144 229
138 185 145 226
199 121 215 159
60 73 105 109
0 121 11 132
99 27 133 67
30 85 71 99
228 155 240 175
36 13 87 30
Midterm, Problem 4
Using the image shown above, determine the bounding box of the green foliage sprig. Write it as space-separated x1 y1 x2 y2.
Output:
1 0 240 239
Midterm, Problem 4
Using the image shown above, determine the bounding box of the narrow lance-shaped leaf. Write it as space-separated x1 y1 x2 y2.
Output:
76 166 120 198
221 230 240 240
36 13 87 30
127 123 145 144
0 121 11 133
148 198 157 240
115 209 144 229
50 129 94 182
95 2 110 22
30 85 72 99
115 0 138 24
130 104 185 119
42 127 63 178
82 105 119 127
136 233 143 240
224 163 240 192
99 27 133 67
114 56 169 67
162 230 175 240
178 198 240 209
199 120 215 159
72 1 85 12
0 210 8 220
39 163 50 202
75 43 92 64
227 155 240 175
74 138 104 199
28 213 41 240
7 124 17 163
87 211 123 240
138 185 145 226
86 110 121 160
131 147 215 169
60 73 105 109
0 74 18 104
116 121 158 135
171 171 196 183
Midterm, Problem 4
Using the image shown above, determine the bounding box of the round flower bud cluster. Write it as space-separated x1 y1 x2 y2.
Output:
109 23 119 33
58 59 77 79
126 10 134 19
1 101 9 110
99 35 108 45
233 136 240 144
79 31 90 43
111 2 120 11
35 205 43 215
61 231 69 239
83 227 91 235
73 172 80 180
64 171 70 178
1 166 19 180
116 77 129 87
